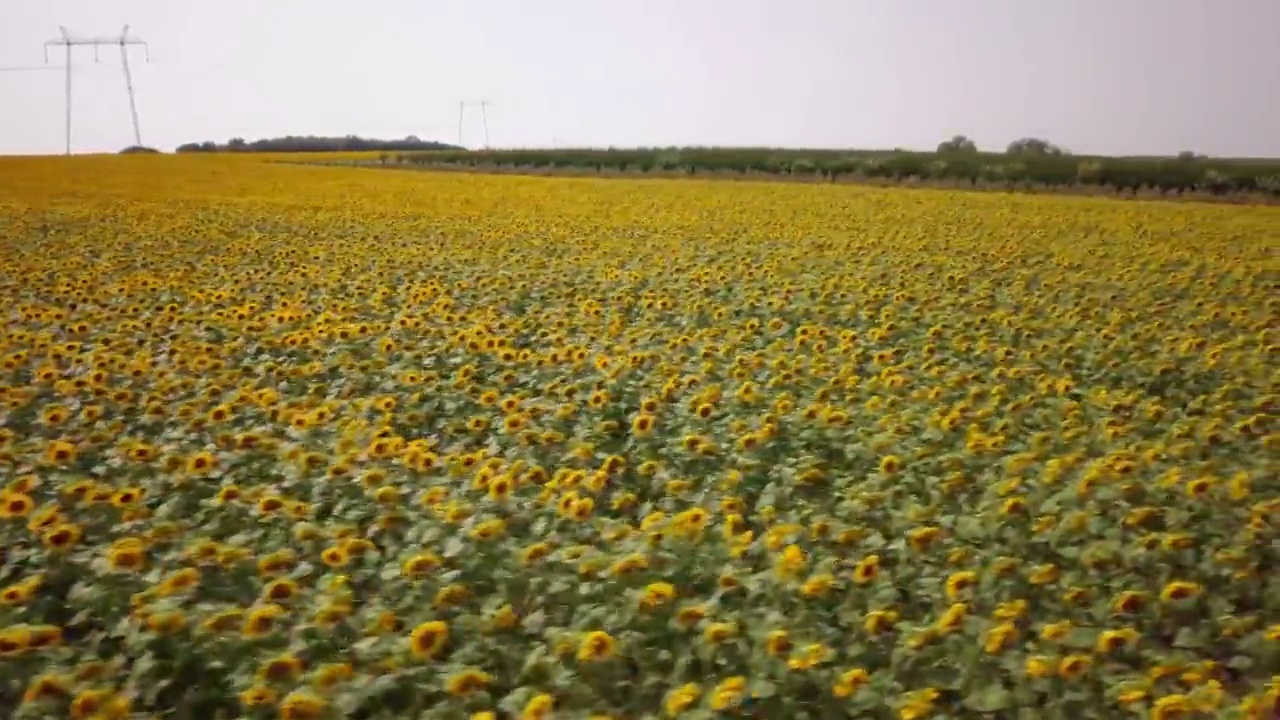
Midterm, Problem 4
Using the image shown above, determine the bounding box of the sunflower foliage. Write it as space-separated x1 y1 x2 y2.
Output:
0 154 1276 720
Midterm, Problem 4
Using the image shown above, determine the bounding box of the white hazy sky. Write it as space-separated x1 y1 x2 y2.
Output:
1 0 1277 156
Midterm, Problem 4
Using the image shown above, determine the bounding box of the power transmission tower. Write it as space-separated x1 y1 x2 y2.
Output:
44 25 150 155
457 100 492 149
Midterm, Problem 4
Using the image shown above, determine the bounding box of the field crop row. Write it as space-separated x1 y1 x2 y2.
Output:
0 155 1275 719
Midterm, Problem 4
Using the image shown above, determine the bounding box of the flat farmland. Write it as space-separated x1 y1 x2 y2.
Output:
0 155 1275 720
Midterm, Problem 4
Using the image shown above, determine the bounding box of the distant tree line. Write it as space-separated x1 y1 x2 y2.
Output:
176 135 460 153
393 138 1280 198
938 136 1066 156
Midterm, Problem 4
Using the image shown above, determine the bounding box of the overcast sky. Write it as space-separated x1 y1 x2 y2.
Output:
1 0 1276 156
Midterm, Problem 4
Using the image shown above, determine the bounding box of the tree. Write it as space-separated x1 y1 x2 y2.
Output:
937 135 978 153
1076 160 1104 183
1006 137 1063 156
1177 150 1205 162
175 135 460 153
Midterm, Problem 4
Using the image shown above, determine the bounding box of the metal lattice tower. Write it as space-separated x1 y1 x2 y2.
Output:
44 26 150 155
457 100 492 149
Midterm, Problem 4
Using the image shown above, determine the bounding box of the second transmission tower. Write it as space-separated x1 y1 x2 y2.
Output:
44 25 150 154
457 100 492 149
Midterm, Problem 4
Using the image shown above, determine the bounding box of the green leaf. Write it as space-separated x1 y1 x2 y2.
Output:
1062 627 1097 649
1172 627 1205 649
1226 655 1253 670
955 515 984 539
964 684 1014 712
750 679 777 698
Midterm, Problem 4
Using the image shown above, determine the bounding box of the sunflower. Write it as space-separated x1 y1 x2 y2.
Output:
1160 580 1202 603
852 554 881 584
69 689 129 720
310 662 354 691
674 604 708 628
488 604 519 631
402 552 443 579
577 630 617 662
833 667 870 698
262 578 299 603
520 542 552 565
40 405 70 425
470 518 506 540
279 691 327 720
703 622 737 644
898 688 940 720
145 611 186 635
639 582 676 609
935 603 968 634
0 626 34 656
241 603 286 638
1025 655 1056 679
863 609 899 635
0 493 35 518
106 540 146 572
983 622 1018 654
1027 563 1060 585
944 570 977 599
258 653 304 682
22 672 71 705
708 676 747 710
664 683 701 717
444 668 493 696
1111 591 1147 615
257 550 298 577
801 573 836 597
1150 694 1191 720
320 545 350 568
200 608 244 634
409 620 449 659
39 522 80 551
906 526 941 551
673 507 709 534
1057 654 1092 681
1185 477 1213 498
44 440 77 465
1096 628 1140 654
185 450 216 474
487 475 514 501
238 685 279 708
878 454 902 474
214 485 242 504
765 629 792 657
774 544 807 578
521 693 555 720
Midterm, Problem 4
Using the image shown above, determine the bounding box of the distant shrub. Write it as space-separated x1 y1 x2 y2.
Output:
937 135 978 153
1076 161 1104 183
389 146 1280 198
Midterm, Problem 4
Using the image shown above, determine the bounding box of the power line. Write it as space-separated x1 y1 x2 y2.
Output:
2 62 234 75
43 25 150 154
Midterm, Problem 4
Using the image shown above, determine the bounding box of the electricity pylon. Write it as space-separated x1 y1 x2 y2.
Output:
457 100 492 149
44 25 150 155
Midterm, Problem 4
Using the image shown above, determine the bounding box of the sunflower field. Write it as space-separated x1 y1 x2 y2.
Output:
0 154 1276 720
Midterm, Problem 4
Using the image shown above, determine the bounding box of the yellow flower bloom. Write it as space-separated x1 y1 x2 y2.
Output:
664 683 701 717
577 631 617 662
